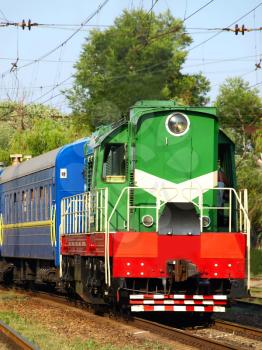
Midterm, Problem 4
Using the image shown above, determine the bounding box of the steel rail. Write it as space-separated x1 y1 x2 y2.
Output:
0 320 38 350
132 317 241 350
214 320 262 340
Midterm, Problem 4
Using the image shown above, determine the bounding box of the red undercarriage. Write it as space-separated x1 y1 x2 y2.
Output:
61 232 246 280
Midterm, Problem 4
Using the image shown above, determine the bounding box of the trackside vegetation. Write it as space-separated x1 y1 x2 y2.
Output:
251 248 262 276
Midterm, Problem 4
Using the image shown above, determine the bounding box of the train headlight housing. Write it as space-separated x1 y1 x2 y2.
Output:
166 112 190 136
202 216 211 228
142 215 154 227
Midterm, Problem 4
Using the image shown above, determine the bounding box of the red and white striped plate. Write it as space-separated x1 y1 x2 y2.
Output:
129 294 227 312
131 305 226 312
129 294 227 300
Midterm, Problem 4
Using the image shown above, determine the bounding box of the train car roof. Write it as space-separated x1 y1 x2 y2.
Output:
0 148 61 184
0 138 88 184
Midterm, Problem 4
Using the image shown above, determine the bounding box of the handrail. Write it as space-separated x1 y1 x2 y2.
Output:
106 186 127 285
50 204 56 247
61 188 107 235
0 214 3 246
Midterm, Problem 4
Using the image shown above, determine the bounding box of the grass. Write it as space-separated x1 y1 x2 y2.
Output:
0 311 114 350
0 292 28 301
251 248 262 276
0 310 170 350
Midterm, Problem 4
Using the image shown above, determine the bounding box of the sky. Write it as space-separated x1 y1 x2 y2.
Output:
0 0 261 113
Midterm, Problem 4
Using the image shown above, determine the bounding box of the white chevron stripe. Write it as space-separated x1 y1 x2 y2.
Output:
134 169 218 203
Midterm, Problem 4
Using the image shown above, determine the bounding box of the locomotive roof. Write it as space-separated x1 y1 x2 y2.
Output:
92 100 218 147
0 147 61 184
130 100 218 125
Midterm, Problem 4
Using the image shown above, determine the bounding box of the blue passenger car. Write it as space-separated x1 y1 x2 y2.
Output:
0 138 88 272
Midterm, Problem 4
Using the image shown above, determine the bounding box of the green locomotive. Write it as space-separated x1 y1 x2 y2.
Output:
61 100 250 313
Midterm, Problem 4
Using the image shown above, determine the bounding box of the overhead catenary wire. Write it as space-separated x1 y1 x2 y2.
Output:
147 0 159 14
0 22 111 28
0 53 261 64
31 75 73 103
0 9 8 22
1 21 262 36
2 1 262 106
0 0 111 79
184 0 216 22
188 2 262 52
50 45 65 102
0 82 72 90
147 0 216 42
248 81 262 89
40 91 63 104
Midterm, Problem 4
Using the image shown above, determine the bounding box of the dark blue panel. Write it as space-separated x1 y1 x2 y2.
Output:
0 171 54 225
1 226 54 259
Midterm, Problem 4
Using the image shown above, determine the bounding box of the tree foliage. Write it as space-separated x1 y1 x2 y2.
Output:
0 101 90 164
67 9 210 128
216 77 261 128
0 101 63 131
10 118 77 157
237 157 262 242
216 77 262 156
216 77 262 242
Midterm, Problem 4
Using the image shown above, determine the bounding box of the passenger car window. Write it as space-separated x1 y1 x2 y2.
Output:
40 186 44 200
30 189 34 201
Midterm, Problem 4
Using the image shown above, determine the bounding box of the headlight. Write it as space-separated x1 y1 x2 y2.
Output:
142 215 154 227
202 216 211 228
166 112 190 136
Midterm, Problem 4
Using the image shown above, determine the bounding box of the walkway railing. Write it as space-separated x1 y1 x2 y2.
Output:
60 188 108 235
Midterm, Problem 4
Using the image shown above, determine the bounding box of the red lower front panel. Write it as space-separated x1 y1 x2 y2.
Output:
112 232 246 279
61 232 246 280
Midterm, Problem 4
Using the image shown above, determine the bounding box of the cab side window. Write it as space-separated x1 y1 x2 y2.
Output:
102 143 126 183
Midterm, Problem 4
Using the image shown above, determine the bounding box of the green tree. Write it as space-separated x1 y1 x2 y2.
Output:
237 157 262 243
67 9 210 128
0 101 90 164
216 77 262 157
10 118 73 157
216 77 262 244
0 101 63 131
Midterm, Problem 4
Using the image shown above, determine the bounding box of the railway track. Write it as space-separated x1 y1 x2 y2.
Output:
1 288 262 350
213 320 262 340
132 317 262 350
133 317 236 349
0 320 38 350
